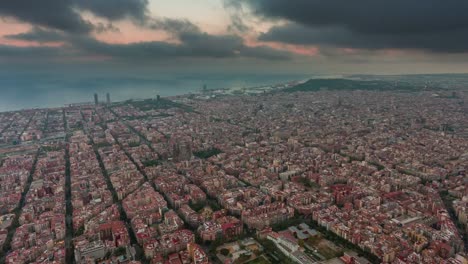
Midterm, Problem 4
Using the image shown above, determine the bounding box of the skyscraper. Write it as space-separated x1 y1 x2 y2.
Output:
106 93 111 104
94 93 99 105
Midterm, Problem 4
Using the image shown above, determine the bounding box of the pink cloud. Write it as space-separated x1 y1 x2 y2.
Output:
246 35 319 56
0 38 64 47
91 20 173 44
0 21 31 37
0 20 65 47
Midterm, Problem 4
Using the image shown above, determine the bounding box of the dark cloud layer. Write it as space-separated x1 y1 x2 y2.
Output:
0 0 93 33
147 18 200 34
259 23 468 53
5 27 65 43
0 0 292 61
246 0 468 34
246 0 468 52
0 0 149 33
74 29 292 60
5 22 292 61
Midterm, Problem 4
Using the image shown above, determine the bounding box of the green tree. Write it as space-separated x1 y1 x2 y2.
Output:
220 248 230 256
113 246 127 256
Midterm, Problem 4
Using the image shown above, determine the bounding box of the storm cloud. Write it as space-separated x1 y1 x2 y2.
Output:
3 0 467 77
5 27 65 43
259 23 468 53
146 18 201 35
246 0 468 52
5 22 292 61
0 0 93 33
73 30 292 60
0 0 149 33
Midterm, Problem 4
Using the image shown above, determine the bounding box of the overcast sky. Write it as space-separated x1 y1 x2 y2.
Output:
2 0 468 76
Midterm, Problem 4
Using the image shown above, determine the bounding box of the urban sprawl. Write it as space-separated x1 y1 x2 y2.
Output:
0 84 467 264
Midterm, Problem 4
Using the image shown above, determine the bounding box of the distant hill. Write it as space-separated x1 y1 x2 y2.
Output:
285 78 425 92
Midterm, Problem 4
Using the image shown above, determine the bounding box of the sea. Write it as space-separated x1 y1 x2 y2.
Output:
0 73 309 112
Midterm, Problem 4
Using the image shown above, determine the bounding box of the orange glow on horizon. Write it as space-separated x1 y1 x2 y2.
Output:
245 35 319 56
0 38 64 48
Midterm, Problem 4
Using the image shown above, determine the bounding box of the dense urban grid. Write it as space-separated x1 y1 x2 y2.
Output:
0 81 467 264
